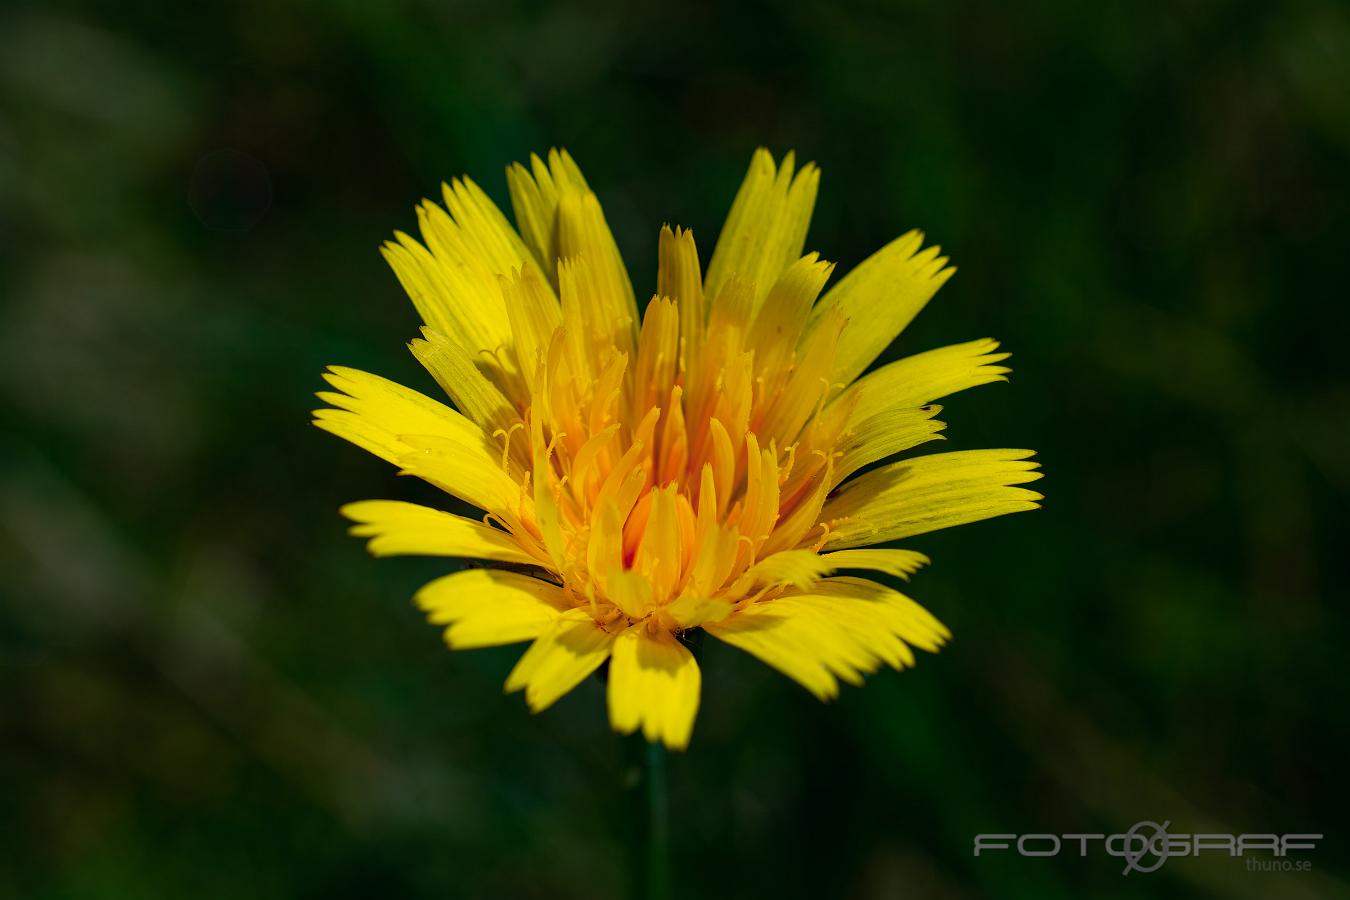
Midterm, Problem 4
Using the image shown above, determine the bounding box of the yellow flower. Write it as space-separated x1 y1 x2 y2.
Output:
314 149 1041 749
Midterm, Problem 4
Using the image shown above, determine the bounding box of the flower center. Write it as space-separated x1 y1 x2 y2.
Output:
496 276 852 631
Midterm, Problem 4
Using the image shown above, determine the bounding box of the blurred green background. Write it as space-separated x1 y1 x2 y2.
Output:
3 1 1348 897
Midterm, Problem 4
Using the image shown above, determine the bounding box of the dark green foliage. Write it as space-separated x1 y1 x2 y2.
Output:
1 1 1347 896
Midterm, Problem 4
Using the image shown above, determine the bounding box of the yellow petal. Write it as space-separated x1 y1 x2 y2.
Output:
818 548 930 581
632 297 680 423
657 225 705 369
813 576 952 652
756 305 844 449
705 599 861 700
737 432 781 552
315 366 484 459
506 149 637 363
499 266 563 397
415 569 569 649
557 188 638 359
729 549 833 594
839 338 1011 425
506 148 590 279
504 609 616 712
633 484 683 603
705 148 819 313
706 580 949 700
808 229 955 385
383 174 546 375
663 594 733 628
822 449 1043 548
832 404 947 486
529 403 568 570
408 327 520 438
312 366 519 514
607 626 702 750
393 436 525 524
439 177 541 279
341 500 543 565
381 231 499 353
607 569 655 619
745 253 834 383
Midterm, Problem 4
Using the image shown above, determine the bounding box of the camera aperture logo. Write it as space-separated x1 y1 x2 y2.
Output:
974 822 1321 875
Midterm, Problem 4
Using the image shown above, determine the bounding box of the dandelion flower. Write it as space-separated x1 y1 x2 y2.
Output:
315 149 1041 749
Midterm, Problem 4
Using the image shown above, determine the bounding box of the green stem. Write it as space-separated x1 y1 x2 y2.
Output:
644 739 671 900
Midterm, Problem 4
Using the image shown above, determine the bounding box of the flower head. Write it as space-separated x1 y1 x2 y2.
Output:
315 149 1041 749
